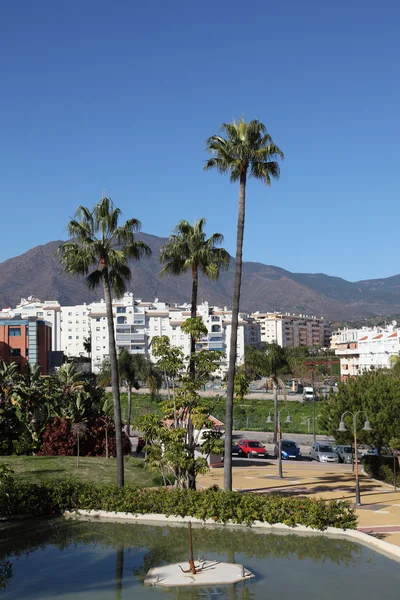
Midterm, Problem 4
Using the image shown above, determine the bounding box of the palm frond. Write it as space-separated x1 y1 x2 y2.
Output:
86 269 103 289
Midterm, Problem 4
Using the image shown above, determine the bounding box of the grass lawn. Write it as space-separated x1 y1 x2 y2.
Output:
1 455 163 487
118 393 325 434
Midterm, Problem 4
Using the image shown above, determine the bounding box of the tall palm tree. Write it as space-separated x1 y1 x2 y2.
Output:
160 218 229 489
118 349 145 436
204 118 283 490
58 197 151 487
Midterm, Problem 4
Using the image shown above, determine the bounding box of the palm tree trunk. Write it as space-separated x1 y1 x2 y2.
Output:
127 385 132 437
224 171 247 491
187 265 199 490
103 271 124 487
114 545 124 600
273 381 279 444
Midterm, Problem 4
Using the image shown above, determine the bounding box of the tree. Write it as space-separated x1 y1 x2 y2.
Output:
160 218 229 374
58 196 151 487
11 364 51 451
72 422 87 466
137 349 224 489
52 363 86 398
319 371 400 450
244 343 289 442
160 218 229 489
83 336 92 359
118 349 143 436
205 118 283 490
151 336 185 427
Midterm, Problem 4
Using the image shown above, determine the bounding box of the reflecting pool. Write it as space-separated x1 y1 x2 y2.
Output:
1 517 399 599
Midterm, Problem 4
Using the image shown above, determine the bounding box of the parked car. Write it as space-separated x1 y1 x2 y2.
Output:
363 447 393 457
232 439 267 458
309 441 339 463
274 439 301 460
334 445 361 464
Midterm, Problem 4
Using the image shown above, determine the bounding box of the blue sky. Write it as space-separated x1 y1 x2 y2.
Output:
1 0 399 281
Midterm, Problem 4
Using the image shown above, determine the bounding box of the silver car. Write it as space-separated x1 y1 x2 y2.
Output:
334 445 361 464
309 442 339 463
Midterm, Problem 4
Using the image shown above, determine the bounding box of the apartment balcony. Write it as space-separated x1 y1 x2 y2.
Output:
336 348 360 356
208 330 223 338
116 332 146 344
209 340 226 350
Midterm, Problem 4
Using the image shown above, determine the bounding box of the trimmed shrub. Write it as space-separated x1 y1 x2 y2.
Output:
0 477 357 530
362 454 399 484
38 417 131 457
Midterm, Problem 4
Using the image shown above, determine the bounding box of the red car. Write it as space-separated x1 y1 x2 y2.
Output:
233 439 267 458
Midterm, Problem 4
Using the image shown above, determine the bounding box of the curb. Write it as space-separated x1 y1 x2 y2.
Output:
63 510 400 562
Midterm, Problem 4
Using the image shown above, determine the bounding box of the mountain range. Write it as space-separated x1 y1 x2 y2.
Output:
0 233 400 323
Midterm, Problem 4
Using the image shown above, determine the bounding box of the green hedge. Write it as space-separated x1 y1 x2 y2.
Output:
0 480 357 530
362 454 399 485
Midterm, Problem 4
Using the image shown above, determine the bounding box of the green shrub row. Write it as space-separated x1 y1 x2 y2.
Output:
0 478 357 530
362 455 399 485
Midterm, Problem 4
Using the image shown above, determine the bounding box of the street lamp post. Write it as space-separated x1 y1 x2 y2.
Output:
267 408 292 479
310 347 316 443
338 411 372 505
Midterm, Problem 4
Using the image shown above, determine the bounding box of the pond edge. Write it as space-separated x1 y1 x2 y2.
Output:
64 509 400 563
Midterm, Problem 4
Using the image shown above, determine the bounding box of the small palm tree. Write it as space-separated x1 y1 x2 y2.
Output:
160 218 229 490
160 218 229 376
53 363 86 397
118 349 145 436
58 196 151 487
205 118 283 490
72 422 87 467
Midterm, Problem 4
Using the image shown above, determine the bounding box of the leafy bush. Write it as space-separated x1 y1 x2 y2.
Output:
0 475 357 530
362 454 398 484
38 417 131 457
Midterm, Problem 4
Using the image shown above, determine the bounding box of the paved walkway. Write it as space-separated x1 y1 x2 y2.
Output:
197 460 400 546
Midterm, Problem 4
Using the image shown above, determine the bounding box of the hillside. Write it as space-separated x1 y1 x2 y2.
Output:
0 235 399 322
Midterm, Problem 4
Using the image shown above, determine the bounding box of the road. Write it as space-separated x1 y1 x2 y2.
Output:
118 386 308 402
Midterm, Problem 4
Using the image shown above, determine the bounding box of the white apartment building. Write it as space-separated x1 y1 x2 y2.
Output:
0 297 61 351
251 311 331 348
334 325 400 380
86 295 258 375
60 304 91 358
0 293 260 376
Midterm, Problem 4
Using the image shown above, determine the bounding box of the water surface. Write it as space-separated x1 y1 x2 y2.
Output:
0 518 398 599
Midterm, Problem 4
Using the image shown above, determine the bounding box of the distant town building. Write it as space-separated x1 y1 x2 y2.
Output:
0 293 333 376
0 297 61 352
0 315 52 373
333 325 400 380
251 311 331 348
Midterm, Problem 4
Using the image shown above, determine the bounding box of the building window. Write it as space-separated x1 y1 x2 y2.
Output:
68 312 72 316
10 348 21 357
117 307 126 313
76 336 79 340
37 311 43 316
96 327 100 332
117 316 126 324
26 348 29 356
9 328 21 337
